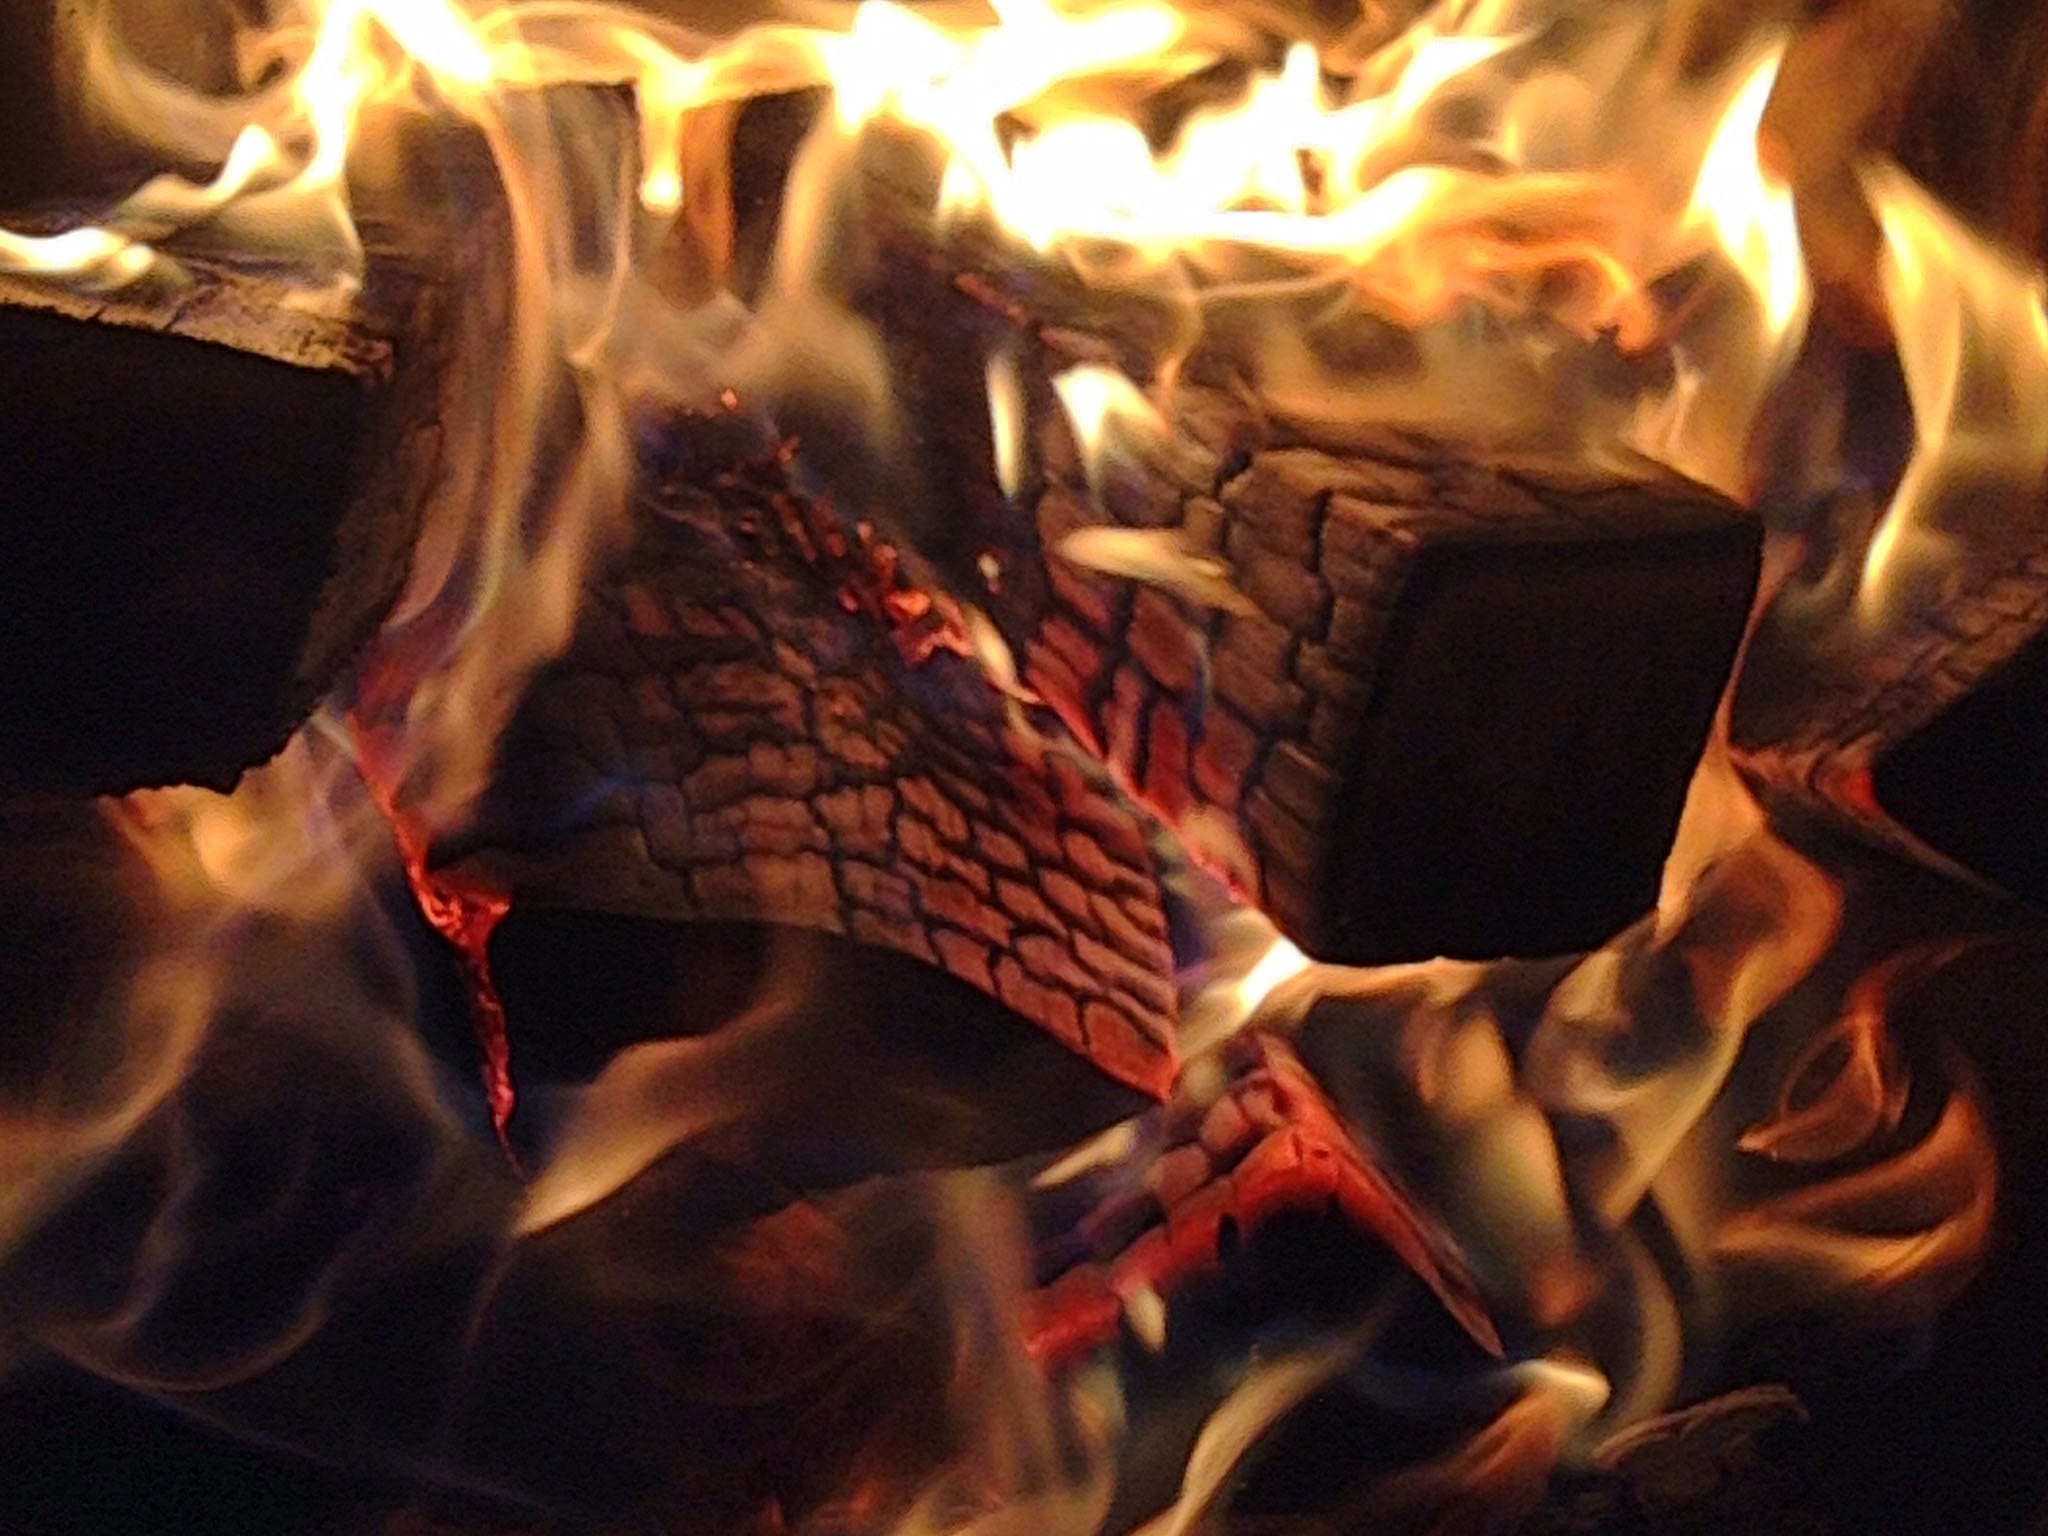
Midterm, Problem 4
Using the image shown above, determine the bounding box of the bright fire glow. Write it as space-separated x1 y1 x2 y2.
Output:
1690 50 1807 347
1857 161 2048 623
0 0 2031 1531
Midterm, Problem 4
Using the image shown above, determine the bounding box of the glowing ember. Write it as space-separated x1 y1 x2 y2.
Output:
354 720 521 1159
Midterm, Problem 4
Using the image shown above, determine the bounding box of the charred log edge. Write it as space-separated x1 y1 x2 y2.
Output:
288 228 468 786
0 217 467 797
1729 540 2048 900
1731 541 2048 761
0 260 396 379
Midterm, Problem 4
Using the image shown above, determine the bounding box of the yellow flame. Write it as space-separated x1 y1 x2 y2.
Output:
1689 49 1807 347
1857 161 2048 623
1052 363 1161 490
986 349 1026 502
1231 933 1311 1021
0 224 152 285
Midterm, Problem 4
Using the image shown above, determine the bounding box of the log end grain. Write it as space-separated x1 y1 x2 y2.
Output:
0 254 449 797
1315 514 1761 963
1000 372 1762 965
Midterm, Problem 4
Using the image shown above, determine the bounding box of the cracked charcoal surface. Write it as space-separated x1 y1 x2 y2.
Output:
443 428 1179 1100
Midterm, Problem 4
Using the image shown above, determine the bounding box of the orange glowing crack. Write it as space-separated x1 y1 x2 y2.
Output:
351 719 520 1165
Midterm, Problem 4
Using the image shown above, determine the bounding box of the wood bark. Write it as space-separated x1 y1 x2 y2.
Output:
0 228 458 795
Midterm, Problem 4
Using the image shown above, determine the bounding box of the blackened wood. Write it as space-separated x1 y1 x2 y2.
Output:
0 242 452 795
439 422 1182 1102
1889 0 2048 264
984 373 1759 964
787 130 1762 965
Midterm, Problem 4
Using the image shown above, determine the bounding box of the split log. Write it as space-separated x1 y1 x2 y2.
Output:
0 228 457 796
848 227 1759 963
440 419 1183 1107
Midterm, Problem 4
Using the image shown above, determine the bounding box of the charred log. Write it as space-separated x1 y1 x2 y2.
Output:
997 392 1760 965
440 424 1182 1105
0 236 455 796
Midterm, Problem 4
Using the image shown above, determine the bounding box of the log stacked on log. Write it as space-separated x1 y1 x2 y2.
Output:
441 419 1182 1104
0 238 456 795
1730 0 2048 906
738 125 1764 965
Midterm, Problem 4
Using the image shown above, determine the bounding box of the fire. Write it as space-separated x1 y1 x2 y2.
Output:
0 0 2040 1531
1856 161 2048 623
16 1 1812 454
1690 50 1807 347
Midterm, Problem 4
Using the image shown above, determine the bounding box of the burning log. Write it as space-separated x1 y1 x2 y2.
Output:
860 252 1760 963
439 421 1184 1111
993 386 1762 965
1727 163 2048 908
0 234 455 796
1024 1030 1500 1366
688 115 1768 966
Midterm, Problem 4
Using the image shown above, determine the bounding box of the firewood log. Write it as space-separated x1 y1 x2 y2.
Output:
805 182 1762 963
993 379 1760 965
0 231 457 796
440 419 1184 1108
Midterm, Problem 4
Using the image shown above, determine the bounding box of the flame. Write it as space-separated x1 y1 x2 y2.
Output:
986 348 1027 503
1856 161 2048 623
1716 1069 1995 1323
1052 363 1166 501
0 0 2030 1529
1690 50 1807 348
11 0 1818 487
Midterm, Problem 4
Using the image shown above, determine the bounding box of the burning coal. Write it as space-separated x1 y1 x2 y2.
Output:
0 0 2044 1532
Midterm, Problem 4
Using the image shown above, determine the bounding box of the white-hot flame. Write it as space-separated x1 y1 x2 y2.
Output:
1691 51 1807 348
